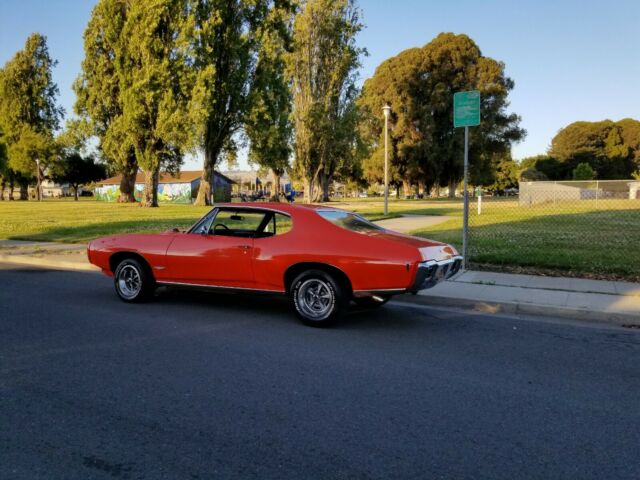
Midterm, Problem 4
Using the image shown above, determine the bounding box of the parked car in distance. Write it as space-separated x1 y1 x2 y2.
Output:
88 203 462 326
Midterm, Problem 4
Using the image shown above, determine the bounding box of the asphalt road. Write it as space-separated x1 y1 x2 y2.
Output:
1 264 639 480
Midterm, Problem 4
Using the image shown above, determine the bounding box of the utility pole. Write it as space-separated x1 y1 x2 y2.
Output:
382 104 391 215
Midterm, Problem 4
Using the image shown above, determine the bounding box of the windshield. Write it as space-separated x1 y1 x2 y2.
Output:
317 210 385 234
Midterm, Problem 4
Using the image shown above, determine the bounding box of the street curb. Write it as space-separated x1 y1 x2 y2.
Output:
0 254 99 272
393 293 640 326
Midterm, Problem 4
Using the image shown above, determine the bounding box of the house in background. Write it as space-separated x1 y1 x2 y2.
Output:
223 170 291 196
95 170 234 203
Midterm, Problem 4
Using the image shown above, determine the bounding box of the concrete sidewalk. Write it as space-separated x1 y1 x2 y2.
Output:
399 270 640 325
0 240 97 271
374 214 451 233
1 239 638 324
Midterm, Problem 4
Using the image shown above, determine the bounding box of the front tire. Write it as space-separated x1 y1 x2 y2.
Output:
113 258 155 303
290 270 347 327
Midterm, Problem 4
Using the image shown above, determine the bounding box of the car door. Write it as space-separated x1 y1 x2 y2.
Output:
163 208 268 288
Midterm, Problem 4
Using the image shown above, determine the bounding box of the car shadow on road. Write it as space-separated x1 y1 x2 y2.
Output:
154 286 450 332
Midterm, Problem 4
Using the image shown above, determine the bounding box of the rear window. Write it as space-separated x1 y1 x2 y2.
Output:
317 210 384 234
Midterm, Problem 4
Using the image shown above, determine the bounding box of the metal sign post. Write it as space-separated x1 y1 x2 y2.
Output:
453 91 480 271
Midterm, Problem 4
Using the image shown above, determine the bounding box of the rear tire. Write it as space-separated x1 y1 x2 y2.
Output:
113 258 155 303
353 295 391 308
290 270 347 327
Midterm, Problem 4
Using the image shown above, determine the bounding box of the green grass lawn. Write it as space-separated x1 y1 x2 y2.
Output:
409 198 640 279
0 200 211 243
0 197 638 279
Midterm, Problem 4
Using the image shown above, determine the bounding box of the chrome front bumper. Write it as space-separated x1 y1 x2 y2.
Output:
408 256 463 293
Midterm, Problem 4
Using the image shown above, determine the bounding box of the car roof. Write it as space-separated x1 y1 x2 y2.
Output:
214 202 347 214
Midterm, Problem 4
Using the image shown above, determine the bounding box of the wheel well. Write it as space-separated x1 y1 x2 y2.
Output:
284 262 352 296
109 251 153 277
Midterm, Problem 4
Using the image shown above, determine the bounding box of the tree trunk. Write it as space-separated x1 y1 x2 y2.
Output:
304 178 313 204
19 182 28 200
319 172 331 202
140 168 159 207
402 179 411 198
418 181 425 198
0 179 5 200
73 185 79 201
448 178 457 198
269 172 282 202
195 138 224 206
8 179 14 200
118 153 138 203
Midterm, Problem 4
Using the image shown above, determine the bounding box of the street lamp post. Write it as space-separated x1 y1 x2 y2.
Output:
382 104 391 215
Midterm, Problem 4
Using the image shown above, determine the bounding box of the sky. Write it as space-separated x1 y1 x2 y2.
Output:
1 0 639 170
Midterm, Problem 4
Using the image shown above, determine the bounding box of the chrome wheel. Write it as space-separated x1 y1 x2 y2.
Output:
117 264 142 300
296 278 334 320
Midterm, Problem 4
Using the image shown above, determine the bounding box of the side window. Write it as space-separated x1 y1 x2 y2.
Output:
190 210 216 234
274 213 293 235
210 210 267 237
258 213 292 237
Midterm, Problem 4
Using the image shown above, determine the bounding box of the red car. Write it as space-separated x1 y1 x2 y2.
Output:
88 203 462 326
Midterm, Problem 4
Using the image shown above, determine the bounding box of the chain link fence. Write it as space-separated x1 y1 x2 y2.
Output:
467 180 640 279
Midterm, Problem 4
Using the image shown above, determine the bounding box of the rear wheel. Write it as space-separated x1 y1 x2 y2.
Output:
113 258 155 303
353 295 392 308
290 270 347 327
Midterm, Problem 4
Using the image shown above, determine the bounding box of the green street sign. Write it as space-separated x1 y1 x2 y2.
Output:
453 90 480 128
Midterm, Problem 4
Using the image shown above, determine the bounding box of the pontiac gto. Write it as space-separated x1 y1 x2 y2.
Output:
88 203 462 326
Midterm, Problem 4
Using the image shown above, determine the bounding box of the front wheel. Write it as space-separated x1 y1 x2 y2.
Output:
290 270 347 327
113 258 155 303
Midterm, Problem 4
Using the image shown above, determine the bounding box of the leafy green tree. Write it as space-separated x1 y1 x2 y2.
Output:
485 153 519 194
359 33 525 198
245 6 294 200
117 0 194 207
51 152 107 200
359 47 428 195
549 120 639 179
617 118 640 172
518 154 565 180
572 162 595 180
75 0 139 202
186 0 294 206
287 0 365 202
0 127 7 199
0 33 63 200
519 168 548 182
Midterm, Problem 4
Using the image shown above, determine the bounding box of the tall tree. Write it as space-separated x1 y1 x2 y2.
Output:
0 33 63 200
186 0 294 206
245 5 293 200
75 0 140 202
359 48 428 196
359 33 525 197
286 0 364 202
51 152 107 200
119 0 194 207
0 127 7 199
550 119 639 179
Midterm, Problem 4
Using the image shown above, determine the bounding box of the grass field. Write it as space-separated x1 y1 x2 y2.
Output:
0 197 638 279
